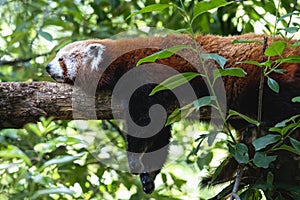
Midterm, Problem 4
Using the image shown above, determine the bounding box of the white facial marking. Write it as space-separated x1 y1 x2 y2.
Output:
84 44 106 71
47 41 106 82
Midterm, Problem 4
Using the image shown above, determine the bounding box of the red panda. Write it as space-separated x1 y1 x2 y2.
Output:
46 33 300 195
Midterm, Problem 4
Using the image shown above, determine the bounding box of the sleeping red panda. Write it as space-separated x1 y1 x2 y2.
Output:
46 33 300 195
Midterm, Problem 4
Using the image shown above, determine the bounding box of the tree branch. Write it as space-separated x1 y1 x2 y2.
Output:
0 82 214 129
0 82 116 128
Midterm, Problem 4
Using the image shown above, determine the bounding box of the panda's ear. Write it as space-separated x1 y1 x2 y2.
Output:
84 43 106 71
85 43 106 57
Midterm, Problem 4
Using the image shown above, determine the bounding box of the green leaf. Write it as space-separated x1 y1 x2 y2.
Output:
217 67 247 79
232 39 263 45
166 103 195 125
32 187 74 199
227 109 260 126
278 144 300 155
228 143 249 164
290 137 300 154
280 27 299 34
252 134 281 151
210 157 229 183
277 11 300 21
150 72 201 96
38 30 53 41
193 96 216 111
201 53 227 68
292 41 300 47
239 60 263 67
41 153 85 169
264 41 286 57
197 152 213 170
0 145 31 166
126 4 170 20
273 69 286 74
279 56 300 63
192 0 232 22
253 152 277 168
292 96 300 103
274 115 300 127
267 76 279 93
137 45 190 66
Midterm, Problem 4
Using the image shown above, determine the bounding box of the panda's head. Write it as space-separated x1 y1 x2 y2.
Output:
46 40 106 83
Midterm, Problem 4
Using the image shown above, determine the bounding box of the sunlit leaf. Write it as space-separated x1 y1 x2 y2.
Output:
192 0 232 22
252 134 281 151
150 72 201 96
32 187 74 199
137 45 190 66
267 76 279 93
264 41 286 57
253 152 277 168
227 109 260 126
0 145 31 166
126 4 170 20
41 153 85 169
232 39 263 45
216 68 247 79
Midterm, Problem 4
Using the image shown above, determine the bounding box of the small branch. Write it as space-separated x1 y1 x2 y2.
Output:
106 120 126 141
0 53 49 66
229 165 244 200
286 0 298 37
257 36 268 137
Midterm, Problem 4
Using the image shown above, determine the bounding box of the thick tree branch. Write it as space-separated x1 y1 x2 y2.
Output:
0 82 117 128
0 82 213 129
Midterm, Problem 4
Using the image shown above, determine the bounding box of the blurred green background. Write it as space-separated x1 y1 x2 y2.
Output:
0 0 299 199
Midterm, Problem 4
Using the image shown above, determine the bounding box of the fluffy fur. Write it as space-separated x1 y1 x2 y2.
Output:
47 33 300 194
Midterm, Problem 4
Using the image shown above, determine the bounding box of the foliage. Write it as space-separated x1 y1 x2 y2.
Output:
1 0 300 199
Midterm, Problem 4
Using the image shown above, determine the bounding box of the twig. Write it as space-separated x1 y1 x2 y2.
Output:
257 36 268 137
0 53 49 66
106 120 126 141
229 166 244 200
286 0 298 37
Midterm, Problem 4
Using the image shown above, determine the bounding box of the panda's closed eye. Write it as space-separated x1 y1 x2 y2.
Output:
90 45 97 50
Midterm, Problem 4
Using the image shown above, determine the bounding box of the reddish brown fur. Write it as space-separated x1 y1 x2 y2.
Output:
52 33 300 195
76 33 299 121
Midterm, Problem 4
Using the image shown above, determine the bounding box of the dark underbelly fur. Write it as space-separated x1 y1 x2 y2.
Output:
122 81 300 196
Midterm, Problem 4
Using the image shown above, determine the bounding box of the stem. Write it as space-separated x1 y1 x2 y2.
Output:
257 36 268 137
190 28 236 143
229 165 243 200
286 0 298 37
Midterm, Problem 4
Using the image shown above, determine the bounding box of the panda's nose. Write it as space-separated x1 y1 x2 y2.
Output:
46 64 51 73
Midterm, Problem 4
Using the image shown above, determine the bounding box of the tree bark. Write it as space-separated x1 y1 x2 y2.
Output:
0 82 213 129
0 82 116 128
